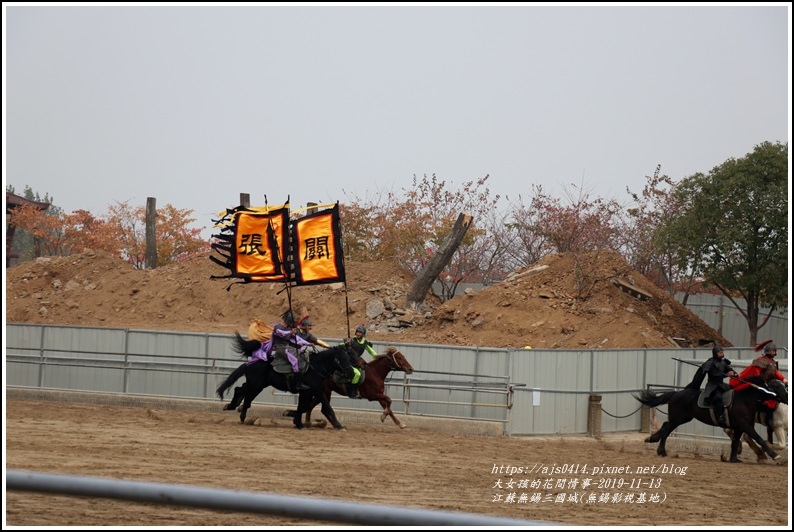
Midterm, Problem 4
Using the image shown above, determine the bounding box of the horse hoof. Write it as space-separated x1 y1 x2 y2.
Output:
730 457 742 463
399 423 407 429
222 405 231 411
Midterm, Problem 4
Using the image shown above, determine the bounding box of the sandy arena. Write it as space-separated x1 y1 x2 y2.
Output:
3 394 790 527
3 249 787 527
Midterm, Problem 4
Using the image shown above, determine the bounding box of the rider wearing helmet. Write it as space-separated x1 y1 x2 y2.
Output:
349 324 378 360
688 344 738 427
730 340 788 429
762 342 783 367
296 316 331 348
267 309 313 392
336 324 378 399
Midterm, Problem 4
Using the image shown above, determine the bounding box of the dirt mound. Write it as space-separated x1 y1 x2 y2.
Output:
5 249 730 349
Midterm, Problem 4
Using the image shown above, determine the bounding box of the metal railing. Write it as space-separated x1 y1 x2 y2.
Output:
6 346 515 431
401 369 519 422
7 469 549 526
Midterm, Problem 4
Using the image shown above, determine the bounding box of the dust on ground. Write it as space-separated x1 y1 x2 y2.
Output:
5 399 789 527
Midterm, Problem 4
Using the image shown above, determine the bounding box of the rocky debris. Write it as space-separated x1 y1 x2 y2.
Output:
5 248 731 350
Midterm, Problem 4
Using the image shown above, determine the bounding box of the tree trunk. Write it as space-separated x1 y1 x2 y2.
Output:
145 197 157 269
405 213 473 309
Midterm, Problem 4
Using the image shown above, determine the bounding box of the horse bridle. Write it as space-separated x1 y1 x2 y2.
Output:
384 350 405 371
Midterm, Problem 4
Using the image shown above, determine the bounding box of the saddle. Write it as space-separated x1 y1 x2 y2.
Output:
333 367 366 393
697 389 735 426
271 350 310 375
697 389 734 409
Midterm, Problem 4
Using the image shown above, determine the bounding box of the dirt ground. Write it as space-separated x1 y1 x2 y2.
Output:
5 250 776 527
5 248 731 350
4 398 790 527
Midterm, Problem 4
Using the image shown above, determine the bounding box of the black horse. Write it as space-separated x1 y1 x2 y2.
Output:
216 333 353 430
634 376 787 463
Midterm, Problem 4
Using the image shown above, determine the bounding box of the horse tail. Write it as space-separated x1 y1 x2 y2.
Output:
633 389 676 408
216 362 248 400
232 332 263 359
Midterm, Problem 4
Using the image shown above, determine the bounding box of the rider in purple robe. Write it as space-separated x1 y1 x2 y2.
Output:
246 338 273 365
267 310 313 391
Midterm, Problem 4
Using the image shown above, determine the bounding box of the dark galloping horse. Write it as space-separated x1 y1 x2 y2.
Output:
301 347 415 429
729 384 789 461
216 333 352 430
634 376 788 463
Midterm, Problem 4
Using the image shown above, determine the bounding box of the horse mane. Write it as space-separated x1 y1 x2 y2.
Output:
312 344 351 365
369 353 390 364
743 374 770 388
367 346 397 359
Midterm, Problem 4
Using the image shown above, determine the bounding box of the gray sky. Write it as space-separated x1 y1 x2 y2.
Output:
3 3 791 241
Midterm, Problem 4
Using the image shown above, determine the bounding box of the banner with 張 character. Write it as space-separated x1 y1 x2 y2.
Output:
210 199 345 287
209 201 290 284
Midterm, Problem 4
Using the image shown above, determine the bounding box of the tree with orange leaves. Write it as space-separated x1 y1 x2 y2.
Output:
8 200 209 268
341 174 505 300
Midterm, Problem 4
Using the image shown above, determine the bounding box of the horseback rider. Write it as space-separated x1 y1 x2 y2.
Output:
296 316 331 348
348 324 378 361
267 309 313 392
336 325 376 399
730 341 788 429
688 344 738 427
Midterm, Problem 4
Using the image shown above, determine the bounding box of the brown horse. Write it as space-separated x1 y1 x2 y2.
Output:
301 347 415 429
